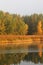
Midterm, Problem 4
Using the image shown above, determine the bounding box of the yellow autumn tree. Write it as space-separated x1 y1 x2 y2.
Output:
37 21 42 35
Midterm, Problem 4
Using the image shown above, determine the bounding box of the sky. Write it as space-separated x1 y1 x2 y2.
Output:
0 0 43 16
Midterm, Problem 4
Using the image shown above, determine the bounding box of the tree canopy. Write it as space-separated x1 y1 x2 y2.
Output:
0 11 43 35
0 11 28 35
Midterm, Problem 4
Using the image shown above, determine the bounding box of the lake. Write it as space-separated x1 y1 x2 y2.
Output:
0 44 43 65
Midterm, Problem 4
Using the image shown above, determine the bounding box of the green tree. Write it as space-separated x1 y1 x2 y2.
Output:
11 16 28 35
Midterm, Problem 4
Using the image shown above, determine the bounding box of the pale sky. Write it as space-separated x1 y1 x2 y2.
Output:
0 0 43 15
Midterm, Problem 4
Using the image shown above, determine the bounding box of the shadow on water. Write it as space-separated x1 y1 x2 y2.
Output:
0 44 43 65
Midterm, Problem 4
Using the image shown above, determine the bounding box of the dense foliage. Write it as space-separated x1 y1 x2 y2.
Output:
0 11 28 35
23 14 43 35
0 11 43 35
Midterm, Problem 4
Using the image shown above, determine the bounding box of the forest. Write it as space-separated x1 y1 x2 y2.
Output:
0 11 43 65
0 11 43 35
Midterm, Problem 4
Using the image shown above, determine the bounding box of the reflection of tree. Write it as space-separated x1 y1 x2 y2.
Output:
24 52 43 64
0 53 27 65
0 52 43 65
40 52 43 63
0 45 43 65
28 45 43 57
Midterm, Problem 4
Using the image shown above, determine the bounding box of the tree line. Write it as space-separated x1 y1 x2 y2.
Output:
0 11 43 35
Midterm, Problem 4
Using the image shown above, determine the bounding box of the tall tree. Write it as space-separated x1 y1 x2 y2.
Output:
37 21 42 35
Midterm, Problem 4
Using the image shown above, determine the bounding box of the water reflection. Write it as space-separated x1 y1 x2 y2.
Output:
0 44 43 65
24 52 43 64
0 52 43 65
